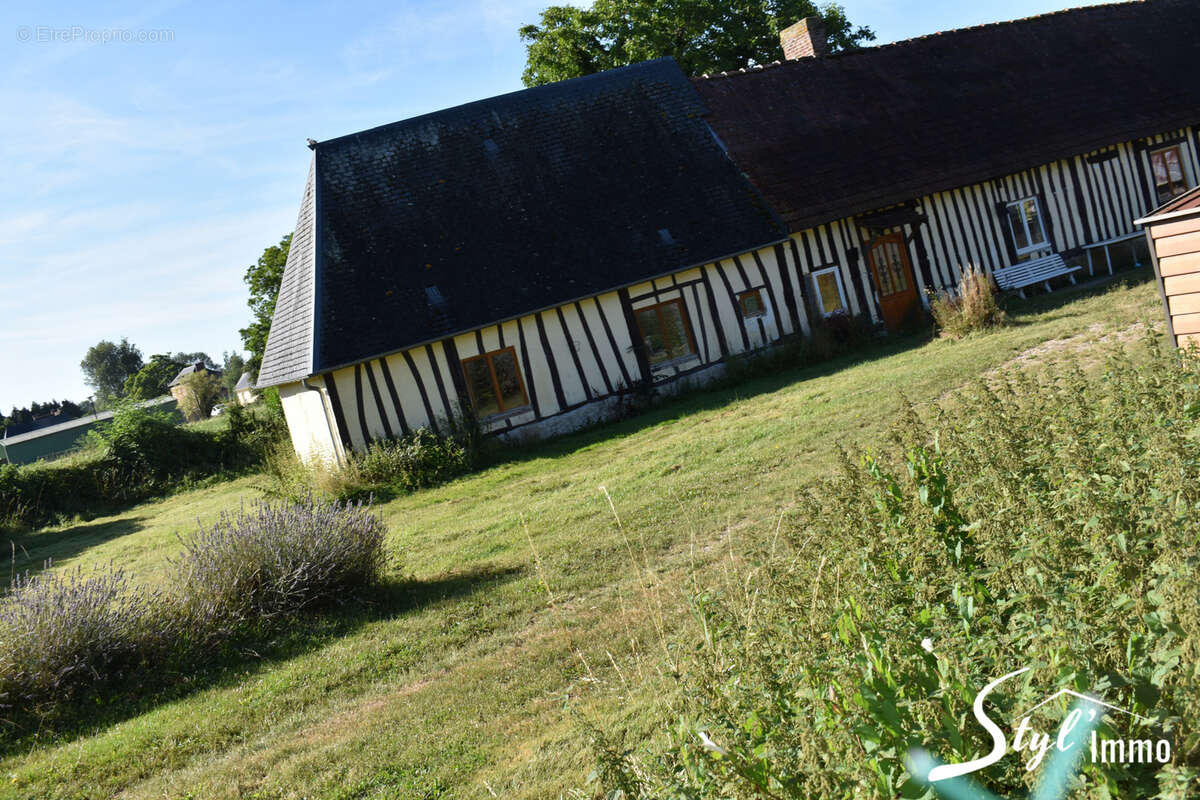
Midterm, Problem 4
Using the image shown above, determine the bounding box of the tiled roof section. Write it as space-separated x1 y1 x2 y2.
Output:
258 157 317 387
693 0 1200 231
1143 185 1200 219
311 58 785 374
234 372 253 391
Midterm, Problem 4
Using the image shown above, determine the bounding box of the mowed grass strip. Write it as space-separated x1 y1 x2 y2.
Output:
0 277 1161 799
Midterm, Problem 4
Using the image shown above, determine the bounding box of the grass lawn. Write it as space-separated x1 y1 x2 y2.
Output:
0 275 1163 799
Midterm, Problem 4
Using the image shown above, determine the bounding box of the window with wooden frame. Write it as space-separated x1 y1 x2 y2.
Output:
1150 145 1189 205
738 288 767 319
810 266 847 317
634 298 697 366
460 346 529 418
1004 196 1050 262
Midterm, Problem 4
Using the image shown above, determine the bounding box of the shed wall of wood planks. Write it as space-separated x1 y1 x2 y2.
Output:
1139 187 1200 349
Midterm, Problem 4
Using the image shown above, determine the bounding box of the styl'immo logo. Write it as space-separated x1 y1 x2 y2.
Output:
924 667 1170 785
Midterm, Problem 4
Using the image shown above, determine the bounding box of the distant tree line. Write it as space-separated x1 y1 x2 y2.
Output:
1 399 93 431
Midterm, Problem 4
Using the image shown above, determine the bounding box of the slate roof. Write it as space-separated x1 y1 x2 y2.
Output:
257 58 786 386
168 362 220 388
258 159 317 388
694 0 1200 232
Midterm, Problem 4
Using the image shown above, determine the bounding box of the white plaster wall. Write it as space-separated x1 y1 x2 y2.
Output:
279 381 340 466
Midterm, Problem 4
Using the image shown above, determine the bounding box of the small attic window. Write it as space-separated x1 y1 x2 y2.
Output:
658 228 675 245
425 285 448 312
483 138 500 155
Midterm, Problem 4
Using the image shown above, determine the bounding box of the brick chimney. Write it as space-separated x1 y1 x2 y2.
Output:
780 17 826 60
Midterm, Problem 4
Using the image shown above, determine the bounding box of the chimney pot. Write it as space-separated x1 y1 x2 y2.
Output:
780 17 827 60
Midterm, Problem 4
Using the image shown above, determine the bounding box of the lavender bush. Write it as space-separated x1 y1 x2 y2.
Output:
170 494 390 626
0 565 145 707
0 497 391 732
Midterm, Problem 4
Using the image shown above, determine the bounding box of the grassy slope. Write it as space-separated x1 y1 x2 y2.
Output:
0 278 1160 800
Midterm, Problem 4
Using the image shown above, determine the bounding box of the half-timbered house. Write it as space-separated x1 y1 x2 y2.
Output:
256 59 794 463
258 0 1200 464
693 0 1200 330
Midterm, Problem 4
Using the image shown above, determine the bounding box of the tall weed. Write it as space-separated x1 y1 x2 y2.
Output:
592 334 1200 799
930 269 1007 339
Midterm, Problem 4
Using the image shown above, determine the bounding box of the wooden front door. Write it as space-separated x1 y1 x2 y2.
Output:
867 233 918 331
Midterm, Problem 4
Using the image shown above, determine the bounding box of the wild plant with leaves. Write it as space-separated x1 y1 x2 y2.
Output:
591 333 1200 799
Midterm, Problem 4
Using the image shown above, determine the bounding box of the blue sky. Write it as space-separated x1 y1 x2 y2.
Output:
0 0 1104 412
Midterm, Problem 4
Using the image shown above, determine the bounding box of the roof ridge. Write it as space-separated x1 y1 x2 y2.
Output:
696 1 1144 81
312 57 682 150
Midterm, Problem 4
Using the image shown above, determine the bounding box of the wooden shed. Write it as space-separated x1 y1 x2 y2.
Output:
1137 186 1200 348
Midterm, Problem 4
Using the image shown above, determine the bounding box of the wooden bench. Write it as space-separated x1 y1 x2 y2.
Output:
992 253 1082 298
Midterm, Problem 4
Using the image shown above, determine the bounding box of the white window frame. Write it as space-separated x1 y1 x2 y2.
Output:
1005 196 1050 261
810 266 848 318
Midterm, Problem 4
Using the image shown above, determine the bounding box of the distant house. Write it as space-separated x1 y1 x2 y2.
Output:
168 361 221 420
234 372 258 406
257 1 1200 465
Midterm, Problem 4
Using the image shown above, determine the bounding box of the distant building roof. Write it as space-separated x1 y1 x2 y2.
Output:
1 414 77 438
257 57 786 387
168 361 220 388
693 0 1200 231
0 396 178 448
234 371 253 391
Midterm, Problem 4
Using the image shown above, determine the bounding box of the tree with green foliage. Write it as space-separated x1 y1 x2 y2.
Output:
518 0 874 87
221 351 247 398
171 352 217 370
123 354 186 401
2 400 86 430
80 338 144 408
177 370 223 422
240 234 292 377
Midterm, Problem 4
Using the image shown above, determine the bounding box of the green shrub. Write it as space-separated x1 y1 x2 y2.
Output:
594 335 1200 798
265 425 475 503
1 403 286 529
356 429 470 492
929 269 1007 339
87 402 193 489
